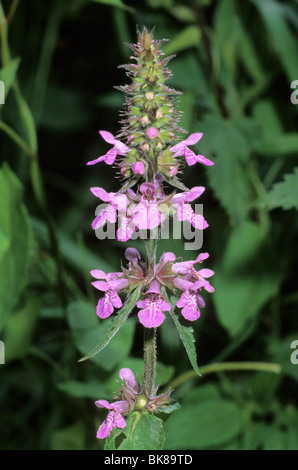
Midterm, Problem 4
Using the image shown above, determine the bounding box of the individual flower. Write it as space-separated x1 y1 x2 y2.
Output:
95 400 129 439
169 133 214 167
146 127 159 139
172 252 214 321
131 183 164 230
87 131 131 166
91 269 129 319
137 280 171 328
132 161 145 175
171 186 208 230
90 187 128 231
175 281 205 321
172 252 215 293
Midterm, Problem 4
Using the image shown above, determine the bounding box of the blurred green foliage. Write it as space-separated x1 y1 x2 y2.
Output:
0 0 298 450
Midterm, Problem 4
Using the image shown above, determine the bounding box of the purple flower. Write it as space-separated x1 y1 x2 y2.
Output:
171 252 210 276
137 296 171 327
124 247 141 263
175 281 206 321
90 181 209 241
171 187 208 230
176 289 201 321
95 399 129 439
132 183 163 230
119 368 138 389
87 131 131 166
90 187 128 230
146 127 159 139
172 253 214 321
132 161 145 175
137 281 171 328
169 133 214 167
91 270 129 319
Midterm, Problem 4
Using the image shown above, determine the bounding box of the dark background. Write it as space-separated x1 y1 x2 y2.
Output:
0 0 298 450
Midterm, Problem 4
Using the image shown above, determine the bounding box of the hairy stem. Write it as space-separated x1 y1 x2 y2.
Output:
143 327 157 397
142 235 158 396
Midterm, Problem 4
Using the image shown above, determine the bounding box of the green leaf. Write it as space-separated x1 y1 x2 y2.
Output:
164 398 244 449
77 287 141 363
0 58 20 103
57 380 111 399
176 91 196 134
257 134 298 156
252 100 283 136
67 300 135 370
213 221 282 336
213 0 239 80
169 5 195 23
4 296 41 361
170 52 209 95
105 412 165 450
163 26 201 55
92 0 134 12
265 168 298 210
0 164 32 331
251 0 298 82
31 217 115 275
168 296 201 376
262 410 298 450
237 21 266 83
197 117 251 221
50 422 86 450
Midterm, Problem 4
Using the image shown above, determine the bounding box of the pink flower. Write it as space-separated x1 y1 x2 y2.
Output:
172 253 214 321
137 296 171 327
90 187 128 230
90 181 209 241
91 269 129 319
172 252 209 276
176 290 201 321
116 215 135 242
171 187 208 230
175 260 214 293
95 400 129 439
119 367 142 402
119 368 138 389
137 281 171 328
132 161 145 175
169 133 214 167
132 183 163 230
87 130 131 166
124 247 141 263
146 127 159 139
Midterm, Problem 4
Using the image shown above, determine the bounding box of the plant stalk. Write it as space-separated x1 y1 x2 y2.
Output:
142 235 158 397
143 327 157 397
